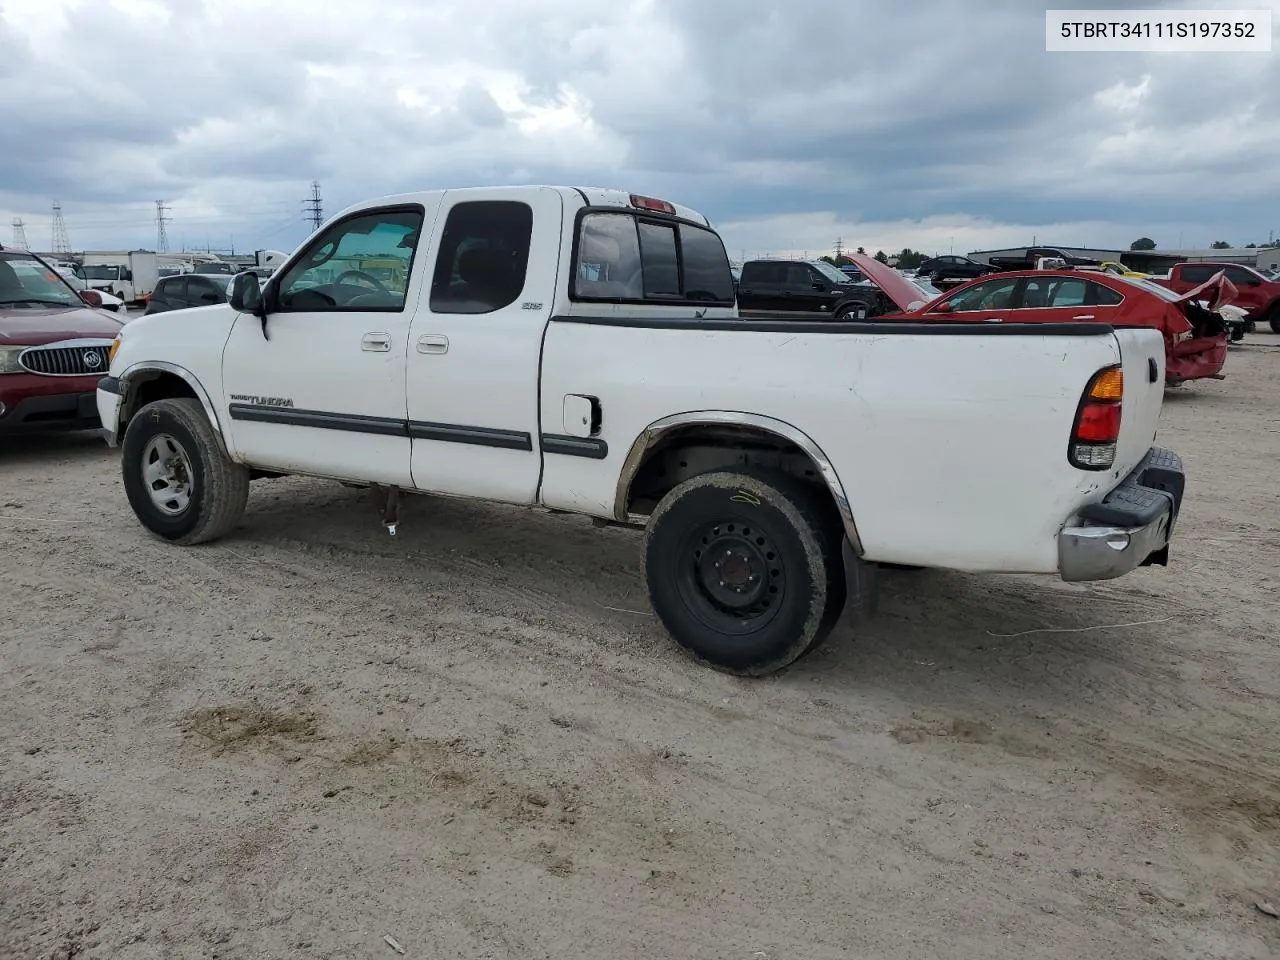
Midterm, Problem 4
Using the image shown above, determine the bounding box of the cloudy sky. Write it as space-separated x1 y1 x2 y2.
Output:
1 0 1277 261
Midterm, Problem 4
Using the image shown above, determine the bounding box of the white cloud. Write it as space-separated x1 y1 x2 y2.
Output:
0 0 1276 255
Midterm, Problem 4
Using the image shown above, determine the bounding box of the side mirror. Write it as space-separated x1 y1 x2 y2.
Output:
933 301 953 313
80 289 103 308
229 272 263 313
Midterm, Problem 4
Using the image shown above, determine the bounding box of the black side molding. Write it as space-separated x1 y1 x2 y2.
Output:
408 420 533 451
541 434 609 459
228 404 407 437
549 314 1114 337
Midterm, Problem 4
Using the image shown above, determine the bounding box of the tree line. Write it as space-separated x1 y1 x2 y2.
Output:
1130 237 1276 251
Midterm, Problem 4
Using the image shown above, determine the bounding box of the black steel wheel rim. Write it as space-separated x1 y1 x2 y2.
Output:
675 517 786 636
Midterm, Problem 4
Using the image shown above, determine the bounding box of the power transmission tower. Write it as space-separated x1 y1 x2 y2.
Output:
834 238 843 262
11 218 28 249
303 181 323 230
155 200 172 252
51 201 72 254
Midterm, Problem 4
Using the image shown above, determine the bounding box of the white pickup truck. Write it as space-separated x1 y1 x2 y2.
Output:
96 185 1186 676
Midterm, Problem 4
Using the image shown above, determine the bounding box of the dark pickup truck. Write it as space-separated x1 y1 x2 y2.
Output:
915 255 997 284
1150 262 1280 333
987 247 1101 272
736 258 883 319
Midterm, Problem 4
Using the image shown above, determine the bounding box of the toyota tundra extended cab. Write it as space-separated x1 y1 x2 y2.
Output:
96 186 1185 676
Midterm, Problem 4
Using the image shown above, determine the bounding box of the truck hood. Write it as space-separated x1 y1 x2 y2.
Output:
0 304 125 346
1177 271 1237 312
846 252 932 313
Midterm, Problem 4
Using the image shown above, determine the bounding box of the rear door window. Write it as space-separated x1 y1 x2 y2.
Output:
429 200 533 315
943 277 1021 312
1179 265 1215 284
162 277 187 305
1224 265 1260 285
740 262 784 286
189 277 224 304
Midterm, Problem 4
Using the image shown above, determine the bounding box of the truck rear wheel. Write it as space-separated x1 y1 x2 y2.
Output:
1269 307 1280 334
121 398 250 545
642 470 846 676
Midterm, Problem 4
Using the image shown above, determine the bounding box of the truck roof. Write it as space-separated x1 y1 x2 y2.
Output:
331 185 713 230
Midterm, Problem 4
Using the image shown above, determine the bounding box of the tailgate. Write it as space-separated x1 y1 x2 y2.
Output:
1111 328 1166 475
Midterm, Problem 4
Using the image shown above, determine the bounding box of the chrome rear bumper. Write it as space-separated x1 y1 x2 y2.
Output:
1059 447 1185 582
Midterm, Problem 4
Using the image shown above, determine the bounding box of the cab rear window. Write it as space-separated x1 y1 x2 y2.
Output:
572 211 734 305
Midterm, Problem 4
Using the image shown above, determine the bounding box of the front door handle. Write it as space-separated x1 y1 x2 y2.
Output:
1073 314 1095 320
417 335 449 355
362 332 391 352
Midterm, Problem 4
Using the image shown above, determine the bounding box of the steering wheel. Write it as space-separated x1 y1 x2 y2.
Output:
333 270 391 296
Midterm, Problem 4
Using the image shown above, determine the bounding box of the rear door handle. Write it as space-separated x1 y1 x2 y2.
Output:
417 334 449 355
362 332 391 352
1073 314 1095 320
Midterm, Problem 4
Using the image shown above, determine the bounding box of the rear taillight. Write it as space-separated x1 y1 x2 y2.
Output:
1069 364 1123 470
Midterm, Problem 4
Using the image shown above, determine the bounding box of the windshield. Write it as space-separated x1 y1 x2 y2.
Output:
809 260 851 284
80 264 122 280
0 252 82 306
911 277 942 297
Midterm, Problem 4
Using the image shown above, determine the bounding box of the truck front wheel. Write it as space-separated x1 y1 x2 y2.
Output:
120 397 250 545
643 470 846 676
1268 306 1280 334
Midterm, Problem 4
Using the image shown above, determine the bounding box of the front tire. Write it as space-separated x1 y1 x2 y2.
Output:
1269 308 1280 334
643 471 845 676
121 397 250 545
836 302 867 320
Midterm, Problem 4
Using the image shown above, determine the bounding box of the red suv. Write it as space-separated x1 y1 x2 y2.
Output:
0 247 125 434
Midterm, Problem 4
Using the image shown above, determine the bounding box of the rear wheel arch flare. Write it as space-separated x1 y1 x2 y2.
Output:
614 411 863 554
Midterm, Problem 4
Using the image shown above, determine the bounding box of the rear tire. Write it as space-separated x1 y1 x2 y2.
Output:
642 470 846 676
1269 308 1280 334
121 398 250 545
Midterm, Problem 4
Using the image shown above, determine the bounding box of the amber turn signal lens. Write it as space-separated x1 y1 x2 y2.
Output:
1088 366 1123 401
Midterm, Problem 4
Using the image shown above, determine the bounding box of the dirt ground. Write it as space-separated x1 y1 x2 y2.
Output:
2 335 1279 960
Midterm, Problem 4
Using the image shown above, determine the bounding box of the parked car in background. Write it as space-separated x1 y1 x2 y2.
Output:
1149 262 1280 333
0 246 124 433
143 273 232 315
987 247 1101 272
1099 261 1150 279
191 261 237 276
859 256 1234 386
914 255 997 284
736 257 879 319
838 263 866 283
58 271 127 313
76 251 159 305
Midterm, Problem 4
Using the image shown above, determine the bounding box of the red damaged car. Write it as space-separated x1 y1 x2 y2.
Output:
1 246 125 434
846 253 1235 386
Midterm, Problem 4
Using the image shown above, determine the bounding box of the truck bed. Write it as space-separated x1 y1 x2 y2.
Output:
538 312 1167 574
